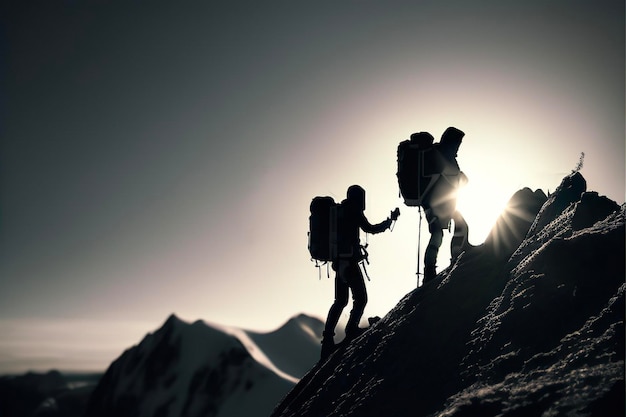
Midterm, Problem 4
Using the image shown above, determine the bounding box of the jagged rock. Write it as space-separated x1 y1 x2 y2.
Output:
528 172 586 235
484 187 547 258
572 191 620 231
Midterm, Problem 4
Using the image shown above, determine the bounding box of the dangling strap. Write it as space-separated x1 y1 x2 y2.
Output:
314 260 331 280
360 244 370 265
417 206 423 288
359 244 371 281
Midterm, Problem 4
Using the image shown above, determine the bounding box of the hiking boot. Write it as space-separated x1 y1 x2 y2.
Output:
320 339 335 360
320 333 336 360
368 316 381 326
423 264 437 285
345 326 366 341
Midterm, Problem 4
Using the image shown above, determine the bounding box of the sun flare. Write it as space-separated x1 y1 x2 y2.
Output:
455 179 512 245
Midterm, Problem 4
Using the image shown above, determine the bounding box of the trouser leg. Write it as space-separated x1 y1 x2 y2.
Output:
321 263 350 359
345 264 367 336
424 228 443 266
424 220 443 284
451 210 469 260
324 268 349 338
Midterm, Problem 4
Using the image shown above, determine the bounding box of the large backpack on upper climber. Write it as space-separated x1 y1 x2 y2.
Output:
396 127 464 208
396 132 437 207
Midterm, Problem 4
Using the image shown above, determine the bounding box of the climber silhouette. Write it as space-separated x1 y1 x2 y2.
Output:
397 127 469 285
321 185 399 360
421 127 469 283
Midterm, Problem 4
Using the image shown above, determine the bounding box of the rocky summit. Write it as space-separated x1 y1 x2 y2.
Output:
271 172 624 417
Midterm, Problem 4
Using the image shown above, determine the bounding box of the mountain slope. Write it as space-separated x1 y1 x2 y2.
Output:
248 314 325 379
271 172 624 417
85 314 323 417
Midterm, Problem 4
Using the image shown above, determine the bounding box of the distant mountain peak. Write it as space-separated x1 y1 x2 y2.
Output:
163 312 189 327
84 313 323 417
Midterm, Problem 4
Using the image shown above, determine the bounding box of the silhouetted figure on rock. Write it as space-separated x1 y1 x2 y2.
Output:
397 127 468 285
423 128 470 283
321 185 399 360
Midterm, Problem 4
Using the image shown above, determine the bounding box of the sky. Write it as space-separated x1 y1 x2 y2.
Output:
0 0 624 374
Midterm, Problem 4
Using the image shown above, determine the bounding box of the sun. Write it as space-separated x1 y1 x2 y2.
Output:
454 176 512 245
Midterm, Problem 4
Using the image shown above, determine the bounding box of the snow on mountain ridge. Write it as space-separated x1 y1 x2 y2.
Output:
248 314 326 380
100 314 251 417
85 313 323 417
208 320 299 384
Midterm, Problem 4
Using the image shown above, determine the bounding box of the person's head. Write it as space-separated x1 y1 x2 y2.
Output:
439 127 464 158
347 185 366 211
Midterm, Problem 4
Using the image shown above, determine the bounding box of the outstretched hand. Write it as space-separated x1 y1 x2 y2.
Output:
390 207 400 221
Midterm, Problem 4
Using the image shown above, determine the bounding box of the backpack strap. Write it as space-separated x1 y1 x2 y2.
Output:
358 244 371 281
314 259 331 279
360 260 371 281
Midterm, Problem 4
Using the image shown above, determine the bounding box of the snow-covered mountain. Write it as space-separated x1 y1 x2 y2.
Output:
84 313 323 417
271 172 624 417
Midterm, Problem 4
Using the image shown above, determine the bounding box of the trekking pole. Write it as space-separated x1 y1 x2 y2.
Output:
416 206 423 288
389 207 400 231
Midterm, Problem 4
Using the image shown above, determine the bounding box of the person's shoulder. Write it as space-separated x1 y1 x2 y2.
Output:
341 199 362 217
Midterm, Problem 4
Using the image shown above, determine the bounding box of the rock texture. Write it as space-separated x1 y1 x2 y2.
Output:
271 173 624 417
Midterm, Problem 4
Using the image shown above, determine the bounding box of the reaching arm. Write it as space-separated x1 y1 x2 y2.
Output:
359 212 392 234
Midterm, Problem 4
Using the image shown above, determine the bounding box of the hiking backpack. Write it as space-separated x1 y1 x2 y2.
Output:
308 196 338 263
396 132 437 207
308 196 362 265
396 127 464 208
308 196 372 280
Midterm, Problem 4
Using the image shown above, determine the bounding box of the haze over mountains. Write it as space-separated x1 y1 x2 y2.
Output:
1 314 324 417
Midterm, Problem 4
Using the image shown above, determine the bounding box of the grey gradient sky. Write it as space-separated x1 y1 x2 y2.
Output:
1 0 624 373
